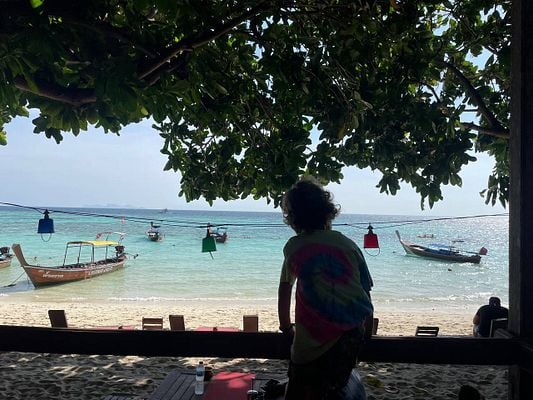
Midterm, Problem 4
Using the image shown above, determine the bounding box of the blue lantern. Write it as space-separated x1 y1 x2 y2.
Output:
37 210 54 234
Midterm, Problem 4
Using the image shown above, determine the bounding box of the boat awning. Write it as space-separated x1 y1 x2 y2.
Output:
67 240 119 247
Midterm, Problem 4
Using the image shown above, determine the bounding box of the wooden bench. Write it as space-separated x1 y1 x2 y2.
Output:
415 326 439 337
142 317 164 330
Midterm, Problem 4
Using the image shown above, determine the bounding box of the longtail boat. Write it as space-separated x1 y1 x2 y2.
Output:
146 222 164 242
0 246 13 269
395 230 486 264
12 232 127 287
210 227 228 243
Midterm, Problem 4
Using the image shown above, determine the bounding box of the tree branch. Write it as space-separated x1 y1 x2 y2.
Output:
460 122 510 139
444 60 505 132
144 53 190 86
137 1 272 80
425 84 441 102
61 18 158 58
14 77 96 107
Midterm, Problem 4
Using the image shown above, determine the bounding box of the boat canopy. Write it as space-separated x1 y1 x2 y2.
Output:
67 240 119 247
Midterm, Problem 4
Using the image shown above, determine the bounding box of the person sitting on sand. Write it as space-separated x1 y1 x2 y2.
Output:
278 177 373 400
473 297 508 337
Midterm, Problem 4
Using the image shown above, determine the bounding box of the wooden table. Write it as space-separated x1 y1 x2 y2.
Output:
147 370 284 400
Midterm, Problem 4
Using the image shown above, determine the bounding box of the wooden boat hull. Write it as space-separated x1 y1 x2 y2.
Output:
396 231 481 264
147 232 163 241
215 235 227 243
11 243 127 287
0 258 11 269
21 259 126 287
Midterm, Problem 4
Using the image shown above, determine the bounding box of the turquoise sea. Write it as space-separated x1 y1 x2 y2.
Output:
0 207 509 311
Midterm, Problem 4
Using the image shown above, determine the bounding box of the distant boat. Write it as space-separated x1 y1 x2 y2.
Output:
12 232 128 287
210 227 228 243
146 222 164 242
396 231 486 264
0 246 13 269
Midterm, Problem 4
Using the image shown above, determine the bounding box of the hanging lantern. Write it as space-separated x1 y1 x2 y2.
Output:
363 224 379 249
37 210 54 234
202 226 217 256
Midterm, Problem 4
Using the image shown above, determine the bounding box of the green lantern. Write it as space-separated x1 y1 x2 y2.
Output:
202 226 217 256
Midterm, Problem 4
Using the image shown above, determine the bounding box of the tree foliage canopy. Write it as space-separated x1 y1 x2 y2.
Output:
0 0 510 208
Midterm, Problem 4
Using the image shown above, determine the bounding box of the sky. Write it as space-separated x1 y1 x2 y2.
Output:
0 114 507 217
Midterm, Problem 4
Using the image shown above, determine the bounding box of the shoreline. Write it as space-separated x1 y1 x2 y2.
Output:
0 300 480 335
0 298 477 336
0 301 507 400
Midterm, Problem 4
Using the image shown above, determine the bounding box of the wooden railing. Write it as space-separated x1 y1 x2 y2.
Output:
0 325 528 367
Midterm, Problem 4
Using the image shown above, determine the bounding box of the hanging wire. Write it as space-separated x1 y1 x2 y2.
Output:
2 270 27 288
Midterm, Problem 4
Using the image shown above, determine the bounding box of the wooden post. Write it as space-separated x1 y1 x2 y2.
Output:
510 0 533 398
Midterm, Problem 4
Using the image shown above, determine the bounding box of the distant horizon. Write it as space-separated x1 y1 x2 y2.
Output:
0 202 509 220
1 114 507 217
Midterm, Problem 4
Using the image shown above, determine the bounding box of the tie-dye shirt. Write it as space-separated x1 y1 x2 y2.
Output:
280 230 373 364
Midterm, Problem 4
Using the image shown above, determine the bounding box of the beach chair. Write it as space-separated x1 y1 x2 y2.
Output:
142 317 164 330
48 309 68 328
415 326 439 337
489 318 508 337
169 314 185 331
242 315 259 332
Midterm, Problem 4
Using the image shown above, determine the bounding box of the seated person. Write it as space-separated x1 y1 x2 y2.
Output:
473 297 508 337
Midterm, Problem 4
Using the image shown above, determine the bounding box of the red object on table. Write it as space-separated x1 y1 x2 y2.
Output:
195 326 240 332
203 372 256 400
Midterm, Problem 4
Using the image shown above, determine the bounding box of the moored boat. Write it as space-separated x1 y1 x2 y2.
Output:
146 222 164 242
12 232 127 287
0 246 13 269
211 227 228 243
396 231 485 264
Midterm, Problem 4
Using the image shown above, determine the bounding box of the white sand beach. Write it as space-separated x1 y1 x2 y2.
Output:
0 301 508 400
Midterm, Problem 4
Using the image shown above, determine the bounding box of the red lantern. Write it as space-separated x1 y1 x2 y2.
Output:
364 224 379 249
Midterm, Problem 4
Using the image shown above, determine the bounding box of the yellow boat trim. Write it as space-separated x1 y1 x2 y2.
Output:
68 241 119 247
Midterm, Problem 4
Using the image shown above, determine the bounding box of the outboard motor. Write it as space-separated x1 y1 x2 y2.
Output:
0 246 12 258
115 245 125 258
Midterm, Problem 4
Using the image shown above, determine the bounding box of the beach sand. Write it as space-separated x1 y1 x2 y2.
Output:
0 301 507 400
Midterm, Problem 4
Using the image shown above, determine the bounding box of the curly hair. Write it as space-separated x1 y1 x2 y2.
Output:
282 177 340 233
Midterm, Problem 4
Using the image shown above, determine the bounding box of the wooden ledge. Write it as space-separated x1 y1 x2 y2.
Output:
0 325 523 366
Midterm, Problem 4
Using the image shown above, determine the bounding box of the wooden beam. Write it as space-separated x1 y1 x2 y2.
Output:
510 0 533 398
510 0 533 341
0 325 521 365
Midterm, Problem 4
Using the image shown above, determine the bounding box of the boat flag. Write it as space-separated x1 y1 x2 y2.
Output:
479 247 488 256
122 216 125 225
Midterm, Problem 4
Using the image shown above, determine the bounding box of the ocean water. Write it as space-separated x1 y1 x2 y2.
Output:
0 207 509 311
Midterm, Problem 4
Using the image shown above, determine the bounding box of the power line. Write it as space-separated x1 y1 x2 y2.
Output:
0 201 509 230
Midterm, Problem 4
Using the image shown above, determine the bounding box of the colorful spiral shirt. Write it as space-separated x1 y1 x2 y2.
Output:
280 230 373 363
